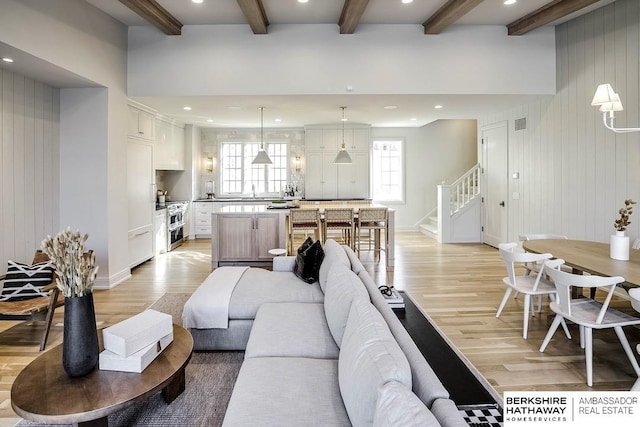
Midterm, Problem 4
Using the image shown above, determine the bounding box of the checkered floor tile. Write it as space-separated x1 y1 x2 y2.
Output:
459 405 503 427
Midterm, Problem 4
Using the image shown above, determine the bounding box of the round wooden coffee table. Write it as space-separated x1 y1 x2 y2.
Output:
11 324 193 426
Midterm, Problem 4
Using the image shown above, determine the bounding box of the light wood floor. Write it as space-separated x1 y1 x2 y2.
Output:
1 232 639 425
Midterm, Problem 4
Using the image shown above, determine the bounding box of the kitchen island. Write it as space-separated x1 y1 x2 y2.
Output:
210 204 287 268
210 202 394 268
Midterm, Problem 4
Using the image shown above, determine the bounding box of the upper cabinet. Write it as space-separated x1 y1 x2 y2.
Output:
154 116 185 170
127 105 155 141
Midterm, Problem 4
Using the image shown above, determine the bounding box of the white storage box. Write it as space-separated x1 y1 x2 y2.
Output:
103 309 173 357
99 331 173 373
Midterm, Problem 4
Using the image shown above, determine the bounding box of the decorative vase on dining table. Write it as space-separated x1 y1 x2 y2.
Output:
610 230 630 261
62 292 99 377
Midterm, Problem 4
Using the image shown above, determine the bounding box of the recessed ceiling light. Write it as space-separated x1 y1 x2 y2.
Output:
402 0 414 4
298 0 309 3
504 0 517 5
274 118 282 122
383 105 398 110
192 0 203 4
183 106 192 111
2 57 14 63
207 119 214 123
434 105 443 109
410 118 417 121
228 106 241 110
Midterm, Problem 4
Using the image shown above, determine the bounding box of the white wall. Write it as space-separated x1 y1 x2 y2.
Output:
128 24 556 97
0 0 129 287
373 120 477 229
0 70 60 273
479 0 640 244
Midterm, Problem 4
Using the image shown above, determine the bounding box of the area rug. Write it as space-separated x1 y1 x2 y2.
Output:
17 293 243 427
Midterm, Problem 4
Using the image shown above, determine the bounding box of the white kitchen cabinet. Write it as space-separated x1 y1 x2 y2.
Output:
154 208 167 255
212 213 282 265
128 105 155 141
154 117 185 170
338 151 370 199
305 152 337 199
305 125 370 199
194 202 214 237
127 139 155 267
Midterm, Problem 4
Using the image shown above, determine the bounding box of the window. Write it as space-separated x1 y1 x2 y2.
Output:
220 142 288 196
371 139 403 202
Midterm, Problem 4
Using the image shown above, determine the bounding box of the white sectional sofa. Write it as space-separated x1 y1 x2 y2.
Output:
183 239 467 426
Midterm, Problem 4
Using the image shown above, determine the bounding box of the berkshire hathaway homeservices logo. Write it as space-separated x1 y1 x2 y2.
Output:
504 391 640 426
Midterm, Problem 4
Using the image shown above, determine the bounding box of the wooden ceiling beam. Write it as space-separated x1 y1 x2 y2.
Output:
339 0 370 34
118 0 182 35
423 0 484 35
236 0 269 34
507 0 600 36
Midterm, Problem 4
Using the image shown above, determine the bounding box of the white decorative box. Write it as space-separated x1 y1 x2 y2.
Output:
102 309 173 357
99 331 173 373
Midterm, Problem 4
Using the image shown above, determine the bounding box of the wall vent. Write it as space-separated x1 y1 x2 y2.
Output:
515 117 527 131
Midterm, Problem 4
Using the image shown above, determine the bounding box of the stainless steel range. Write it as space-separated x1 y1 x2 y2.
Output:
166 201 189 251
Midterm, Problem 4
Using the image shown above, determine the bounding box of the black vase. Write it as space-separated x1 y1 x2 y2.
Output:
63 293 99 377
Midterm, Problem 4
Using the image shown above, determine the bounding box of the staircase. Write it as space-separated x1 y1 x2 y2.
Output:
419 164 482 243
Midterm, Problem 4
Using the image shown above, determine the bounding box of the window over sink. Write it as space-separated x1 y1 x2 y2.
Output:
220 142 288 196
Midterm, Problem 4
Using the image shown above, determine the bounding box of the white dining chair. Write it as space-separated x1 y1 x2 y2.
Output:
540 259 640 387
497 243 567 339
518 234 568 276
629 288 640 391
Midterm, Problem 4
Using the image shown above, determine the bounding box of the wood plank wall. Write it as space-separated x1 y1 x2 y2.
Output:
0 69 60 273
479 0 640 245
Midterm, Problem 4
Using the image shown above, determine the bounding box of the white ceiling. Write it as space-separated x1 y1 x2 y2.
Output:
1 1 616 128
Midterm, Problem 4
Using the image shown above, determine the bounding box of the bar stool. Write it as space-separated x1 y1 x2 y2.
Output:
355 207 388 259
323 208 354 248
288 208 321 254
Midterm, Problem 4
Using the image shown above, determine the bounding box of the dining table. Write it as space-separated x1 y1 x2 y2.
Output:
523 239 640 287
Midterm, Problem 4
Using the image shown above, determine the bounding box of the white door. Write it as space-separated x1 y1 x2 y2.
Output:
481 122 508 248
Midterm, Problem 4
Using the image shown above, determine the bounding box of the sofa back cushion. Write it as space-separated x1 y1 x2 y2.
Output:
318 239 350 293
373 381 440 427
339 296 412 426
324 263 369 347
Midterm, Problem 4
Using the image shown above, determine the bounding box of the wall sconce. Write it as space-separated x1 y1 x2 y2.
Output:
591 83 640 133
204 156 214 173
295 156 301 172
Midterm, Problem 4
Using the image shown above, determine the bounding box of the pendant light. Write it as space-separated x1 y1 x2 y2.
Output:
252 107 273 165
333 106 352 164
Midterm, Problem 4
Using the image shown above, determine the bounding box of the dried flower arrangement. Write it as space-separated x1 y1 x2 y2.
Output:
614 199 636 232
41 228 99 297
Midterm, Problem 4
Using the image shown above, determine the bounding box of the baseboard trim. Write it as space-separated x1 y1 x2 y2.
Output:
93 268 131 290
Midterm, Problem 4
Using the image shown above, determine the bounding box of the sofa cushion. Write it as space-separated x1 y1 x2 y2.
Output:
339 296 412 426
223 357 350 426
318 239 351 293
357 269 450 407
324 263 369 347
228 269 324 319
431 398 469 427
373 381 440 427
245 302 339 359
293 239 324 284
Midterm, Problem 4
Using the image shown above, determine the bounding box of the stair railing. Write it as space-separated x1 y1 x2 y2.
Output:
445 164 480 215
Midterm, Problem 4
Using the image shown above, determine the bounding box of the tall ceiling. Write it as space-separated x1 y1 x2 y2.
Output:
80 0 616 127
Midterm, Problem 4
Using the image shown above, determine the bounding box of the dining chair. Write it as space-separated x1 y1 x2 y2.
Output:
540 259 640 387
322 208 354 249
497 243 567 339
355 207 388 259
288 208 321 254
629 288 640 391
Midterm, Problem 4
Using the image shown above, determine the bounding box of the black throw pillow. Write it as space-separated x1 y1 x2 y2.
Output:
297 236 314 254
294 239 325 284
